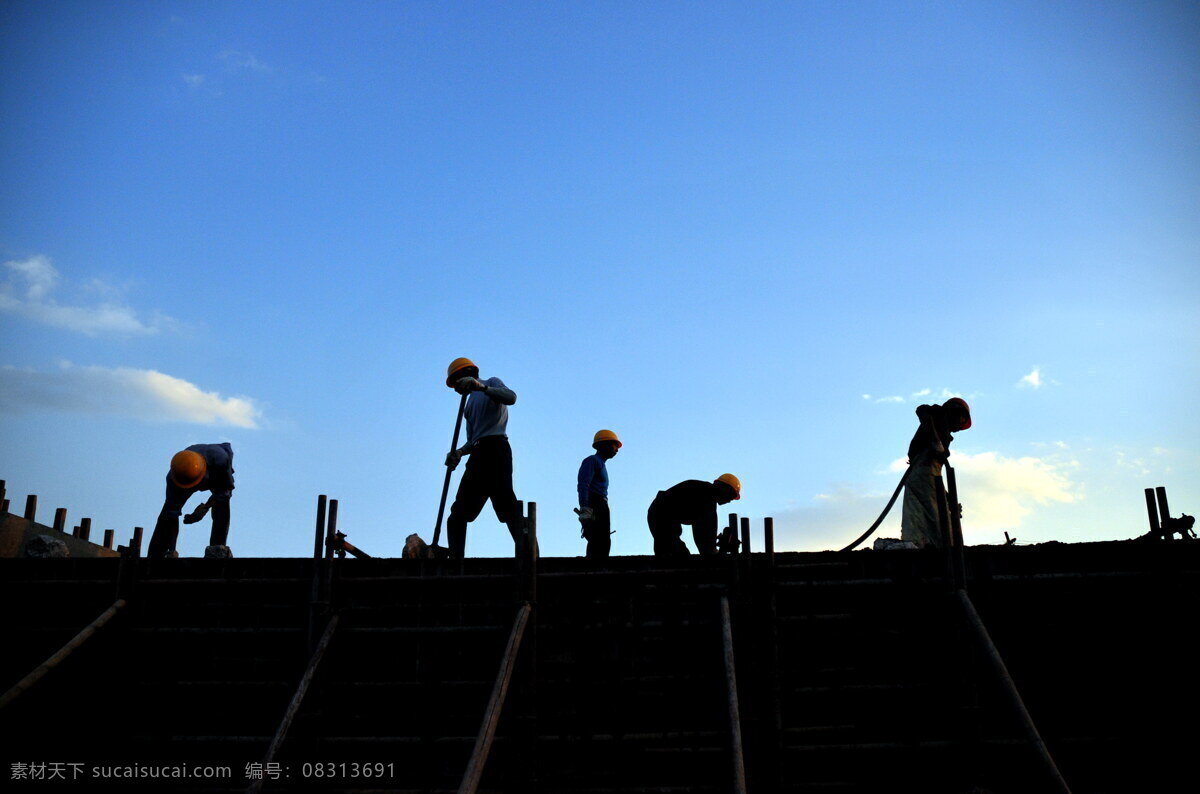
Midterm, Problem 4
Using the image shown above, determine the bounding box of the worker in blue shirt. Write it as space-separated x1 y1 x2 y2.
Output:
443 357 522 559
148 443 235 558
576 429 621 559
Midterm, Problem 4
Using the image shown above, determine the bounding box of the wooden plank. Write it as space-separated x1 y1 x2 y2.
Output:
458 602 532 794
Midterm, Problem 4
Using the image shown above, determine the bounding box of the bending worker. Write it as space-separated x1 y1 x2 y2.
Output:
148 443 235 558
647 474 740 557
443 357 523 558
577 429 622 559
901 397 972 548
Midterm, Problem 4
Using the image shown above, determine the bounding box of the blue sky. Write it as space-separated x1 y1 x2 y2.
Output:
2 1 1197 558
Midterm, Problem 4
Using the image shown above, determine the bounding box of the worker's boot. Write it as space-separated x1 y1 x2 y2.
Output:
204 544 233 559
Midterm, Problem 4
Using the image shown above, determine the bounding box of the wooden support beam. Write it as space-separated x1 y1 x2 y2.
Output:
0 600 127 710
740 516 751 556
131 527 143 558
103 530 115 550
247 614 340 794
53 508 67 533
719 596 748 794
458 602 533 794
79 518 92 542
23 494 37 522
956 589 1072 794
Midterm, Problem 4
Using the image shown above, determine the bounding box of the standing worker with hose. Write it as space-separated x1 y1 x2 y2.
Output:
901 397 972 548
576 429 622 559
442 357 523 559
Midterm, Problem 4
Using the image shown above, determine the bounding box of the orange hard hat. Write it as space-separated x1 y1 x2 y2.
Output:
593 429 622 449
170 450 206 489
446 357 478 387
715 473 741 499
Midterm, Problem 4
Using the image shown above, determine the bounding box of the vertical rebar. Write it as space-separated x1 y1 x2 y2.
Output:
1144 488 1159 535
53 508 67 533
313 495 327 560
763 516 782 789
325 499 338 561
308 495 328 654
740 516 751 556
131 527 143 558
1155 487 1171 526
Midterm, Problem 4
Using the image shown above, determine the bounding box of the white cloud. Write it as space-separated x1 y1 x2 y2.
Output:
219 50 272 73
1 255 176 336
1019 367 1043 388
945 450 1077 534
0 362 262 428
875 395 905 403
182 73 206 88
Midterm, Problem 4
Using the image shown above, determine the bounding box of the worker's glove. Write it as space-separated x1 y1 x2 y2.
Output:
453 377 484 395
445 449 462 471
183 502 211 524
575 507 594 524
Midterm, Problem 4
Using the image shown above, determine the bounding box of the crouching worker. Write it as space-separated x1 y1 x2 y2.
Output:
148 443 235 558
577 429 621 559
901 397 971 548
647 474 740 557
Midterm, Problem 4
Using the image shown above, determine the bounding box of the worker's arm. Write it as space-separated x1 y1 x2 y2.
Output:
480 378 516 405
914 404 948 461
694 508 719 556
577 457 597 510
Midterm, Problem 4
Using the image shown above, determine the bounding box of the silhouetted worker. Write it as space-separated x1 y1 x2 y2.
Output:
901 397 971 548
148 443 235 558
647 474 740 557
577 429 622 559
443 357 523 558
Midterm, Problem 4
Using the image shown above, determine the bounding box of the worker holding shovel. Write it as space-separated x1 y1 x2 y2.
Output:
440 357 523 559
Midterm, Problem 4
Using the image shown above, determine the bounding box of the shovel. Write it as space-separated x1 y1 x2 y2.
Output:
431 392 468 558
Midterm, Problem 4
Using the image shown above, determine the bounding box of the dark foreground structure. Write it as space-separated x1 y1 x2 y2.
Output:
2 498 1198 793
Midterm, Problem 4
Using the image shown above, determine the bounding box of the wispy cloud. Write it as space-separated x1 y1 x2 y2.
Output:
0 255 177 336
866 387 968 405
182 73 206 88
895 450 1079 534
0 362 262 428
218 50 273 73
1019 366 1043 389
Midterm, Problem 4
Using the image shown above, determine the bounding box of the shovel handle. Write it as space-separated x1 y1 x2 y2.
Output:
432 393 468 547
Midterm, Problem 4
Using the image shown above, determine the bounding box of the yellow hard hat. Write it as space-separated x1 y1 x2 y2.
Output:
446 357 478 387
593 429 622 449
715 473 741 500
170 450 207 489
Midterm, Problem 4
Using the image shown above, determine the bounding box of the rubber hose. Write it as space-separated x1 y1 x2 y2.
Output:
839 467 911 552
